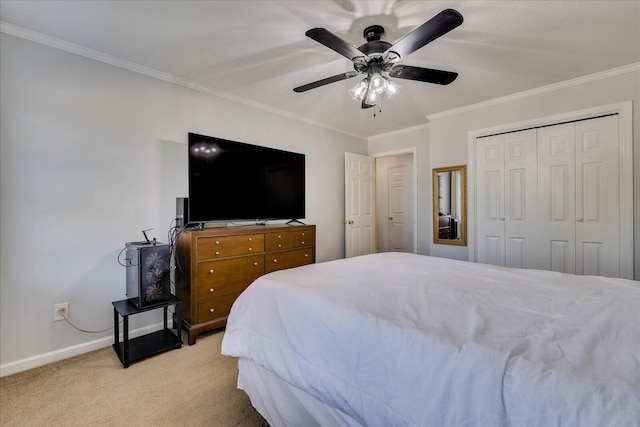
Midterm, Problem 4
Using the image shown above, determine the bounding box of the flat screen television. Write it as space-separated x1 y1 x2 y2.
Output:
188 133 305 223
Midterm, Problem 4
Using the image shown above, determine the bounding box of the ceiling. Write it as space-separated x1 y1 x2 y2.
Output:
1 0 639 138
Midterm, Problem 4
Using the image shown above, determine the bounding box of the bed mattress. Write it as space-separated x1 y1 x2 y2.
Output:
222 252 640 426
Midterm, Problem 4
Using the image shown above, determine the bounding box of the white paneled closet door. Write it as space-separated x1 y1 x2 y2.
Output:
537 123 577 273
476 114 622 278
538 115 619 276
476 129 538 268
476 134 505 265
576 116 619 276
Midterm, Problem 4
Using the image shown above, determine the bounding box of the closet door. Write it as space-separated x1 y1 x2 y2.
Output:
537 123 577 273
537 115 619 276
476 129 537 268
503 130 538 268
476 134 505 265
575 115 619 276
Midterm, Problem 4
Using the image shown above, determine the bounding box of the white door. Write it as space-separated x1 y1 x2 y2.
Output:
574 116 619 276
476 133 506 265
537 115 619 276
537 123 577 273
344 152 375 257
376 154 414 252
503 129 538 269
476 130 537 268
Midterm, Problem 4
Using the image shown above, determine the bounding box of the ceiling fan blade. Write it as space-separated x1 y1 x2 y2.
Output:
384 9 463 60
306 28 368 62
293 71 358 93
389 65 458 85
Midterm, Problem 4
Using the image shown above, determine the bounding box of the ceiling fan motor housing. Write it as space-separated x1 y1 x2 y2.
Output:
355 25 394 73
358 25 392 55
363 25 384 41
358 40 392 56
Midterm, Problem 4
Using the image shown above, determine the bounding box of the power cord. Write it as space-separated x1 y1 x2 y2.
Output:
57 307 120 334
57 306 176 334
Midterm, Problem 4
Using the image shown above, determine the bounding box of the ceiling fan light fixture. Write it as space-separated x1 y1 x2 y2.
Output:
370 72 385 94
364 85 380 106
349 78 368 102
349 74 400 107
383 77 401 98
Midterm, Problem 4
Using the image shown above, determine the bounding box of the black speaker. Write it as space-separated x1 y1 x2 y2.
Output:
176 197 188 228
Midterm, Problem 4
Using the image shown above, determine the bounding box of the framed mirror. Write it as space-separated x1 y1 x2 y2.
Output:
433 165 467 246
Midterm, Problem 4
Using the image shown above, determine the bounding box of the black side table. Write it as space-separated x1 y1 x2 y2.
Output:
112 295 182 368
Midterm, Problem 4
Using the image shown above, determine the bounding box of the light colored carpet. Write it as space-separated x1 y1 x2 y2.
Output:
0 330 266 426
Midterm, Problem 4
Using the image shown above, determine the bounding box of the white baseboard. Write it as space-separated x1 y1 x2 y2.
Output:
0 321 172 377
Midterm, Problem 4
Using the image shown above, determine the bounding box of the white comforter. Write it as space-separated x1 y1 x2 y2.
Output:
222 253 640 426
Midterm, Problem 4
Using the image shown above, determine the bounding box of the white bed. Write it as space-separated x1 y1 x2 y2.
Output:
221 252 640 426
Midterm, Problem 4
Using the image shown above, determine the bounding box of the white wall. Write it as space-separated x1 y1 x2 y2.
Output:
0 34 366 374
428 68 639 278
368 125 430 255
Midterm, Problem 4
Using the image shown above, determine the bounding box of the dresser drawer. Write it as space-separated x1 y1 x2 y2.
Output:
196 255 264 300
266 248 313 273
265 230 314 251
198 292 240 323
197 234 264 259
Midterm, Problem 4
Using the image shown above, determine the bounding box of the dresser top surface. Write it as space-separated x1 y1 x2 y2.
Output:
180 223 315 238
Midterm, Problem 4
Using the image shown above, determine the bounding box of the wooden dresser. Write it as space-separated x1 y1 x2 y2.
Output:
175 224 315 344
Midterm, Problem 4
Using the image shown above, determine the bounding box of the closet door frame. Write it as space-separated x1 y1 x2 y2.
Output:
467 101 633 279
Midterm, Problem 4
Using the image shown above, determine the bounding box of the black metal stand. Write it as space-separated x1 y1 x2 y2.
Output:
112 295 182 368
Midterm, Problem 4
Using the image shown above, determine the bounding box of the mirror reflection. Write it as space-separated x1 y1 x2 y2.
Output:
433 165 467 246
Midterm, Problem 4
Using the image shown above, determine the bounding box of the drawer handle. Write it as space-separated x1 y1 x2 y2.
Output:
249 247 253 251
278 235 282 238
253 262 258 266
273 259 278 263
301 241 305 245
305 254 309 257
215 240 220 245
209 269 214 274
209 288 214 293
301 233 305 236
215 251 220 255
248 237 253 242
209 308 215 313
278 244 282 248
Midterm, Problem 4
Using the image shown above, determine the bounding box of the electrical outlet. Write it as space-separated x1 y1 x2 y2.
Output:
54 303 69 321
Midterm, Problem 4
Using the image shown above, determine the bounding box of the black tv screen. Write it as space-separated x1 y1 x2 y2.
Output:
188 133 305 223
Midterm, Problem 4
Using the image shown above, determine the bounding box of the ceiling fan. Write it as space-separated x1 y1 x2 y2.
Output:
293 9 463 109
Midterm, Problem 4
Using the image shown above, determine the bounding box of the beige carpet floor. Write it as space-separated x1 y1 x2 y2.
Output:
0 329 266 426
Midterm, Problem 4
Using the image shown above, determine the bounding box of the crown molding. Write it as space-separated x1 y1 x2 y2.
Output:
369 122 430 141
426 62 640 121
0 21 367 141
